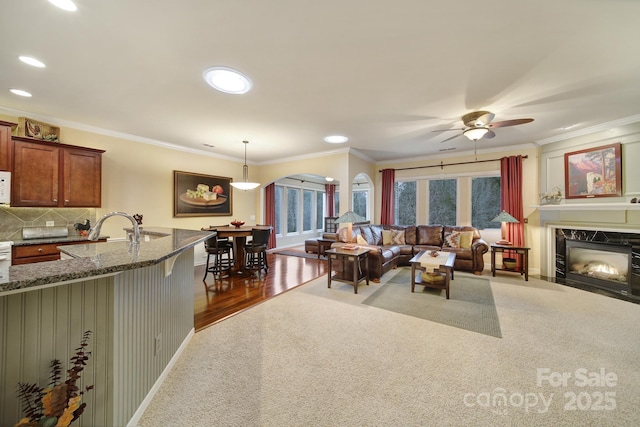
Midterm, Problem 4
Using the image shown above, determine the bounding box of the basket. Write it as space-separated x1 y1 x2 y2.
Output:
503 258 517 270
17 117 60 142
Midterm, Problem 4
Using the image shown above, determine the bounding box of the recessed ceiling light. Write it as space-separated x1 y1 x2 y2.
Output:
48 0 77 11
19 56 46 68
324 135 349 144
10 89 32 97
203 67 252 94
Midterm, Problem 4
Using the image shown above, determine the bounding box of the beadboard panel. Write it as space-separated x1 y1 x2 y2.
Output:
111 249 194 426
0 276 115 427
0 248 194 427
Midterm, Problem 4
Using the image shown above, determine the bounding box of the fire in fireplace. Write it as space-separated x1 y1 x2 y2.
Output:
565 239 632 293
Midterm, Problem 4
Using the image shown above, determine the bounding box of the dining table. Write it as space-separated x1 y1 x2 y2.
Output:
201 225 272 274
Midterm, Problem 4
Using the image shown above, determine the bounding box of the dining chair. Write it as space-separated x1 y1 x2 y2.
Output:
244 227 272 275
203 232 235 283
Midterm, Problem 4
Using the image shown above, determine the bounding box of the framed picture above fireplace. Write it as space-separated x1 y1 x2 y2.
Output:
564 143 622 199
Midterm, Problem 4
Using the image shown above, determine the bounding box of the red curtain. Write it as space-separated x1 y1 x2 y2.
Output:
264 183 276 249
381 168 395 225
325 184 336 217
500 156 524 248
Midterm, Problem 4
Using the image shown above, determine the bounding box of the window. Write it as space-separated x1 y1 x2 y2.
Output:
429 179 456 225
303 189 313 231
472 176 501 229
394 181 416 225
334 191 340 215
353 190 368 219
316 191 324 230
274 186 283 235
287 188 299 233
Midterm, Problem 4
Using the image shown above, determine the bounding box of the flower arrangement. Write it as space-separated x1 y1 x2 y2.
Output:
15 331 93 427
540 186 563 205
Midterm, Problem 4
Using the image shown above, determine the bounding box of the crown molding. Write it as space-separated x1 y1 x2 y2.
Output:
535 114 640 146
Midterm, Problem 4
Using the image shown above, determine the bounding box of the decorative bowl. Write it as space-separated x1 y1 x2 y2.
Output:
230 220 245 228
429 250 439 257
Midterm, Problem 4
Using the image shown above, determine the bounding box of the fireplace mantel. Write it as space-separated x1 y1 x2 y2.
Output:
532 203 640 211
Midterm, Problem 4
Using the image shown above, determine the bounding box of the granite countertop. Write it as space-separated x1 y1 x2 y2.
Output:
11 234 109 246
1 227 213 294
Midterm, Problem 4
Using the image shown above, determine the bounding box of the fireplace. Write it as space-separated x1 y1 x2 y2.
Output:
555 228 640 296
565 239 632 293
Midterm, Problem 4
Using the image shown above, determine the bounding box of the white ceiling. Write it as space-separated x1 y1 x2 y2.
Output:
2 0 640 164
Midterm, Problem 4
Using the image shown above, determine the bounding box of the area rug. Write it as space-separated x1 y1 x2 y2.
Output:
362 268 502 338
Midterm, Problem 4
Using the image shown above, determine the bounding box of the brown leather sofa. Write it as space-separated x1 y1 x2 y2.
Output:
320 224 489 281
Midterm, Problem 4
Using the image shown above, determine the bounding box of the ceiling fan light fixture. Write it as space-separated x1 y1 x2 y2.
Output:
230 140 260 191
203 67 252 95
463 127 489 141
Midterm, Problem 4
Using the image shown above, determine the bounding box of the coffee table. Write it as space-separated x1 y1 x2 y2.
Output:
409 251 456 299
326 247 370 294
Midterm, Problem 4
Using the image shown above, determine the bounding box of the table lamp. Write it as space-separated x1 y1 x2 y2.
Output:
334 211 366 244
491 210 519 245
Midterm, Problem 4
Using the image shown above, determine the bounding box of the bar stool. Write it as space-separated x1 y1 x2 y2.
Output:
244 227 272 275
203 232 235 282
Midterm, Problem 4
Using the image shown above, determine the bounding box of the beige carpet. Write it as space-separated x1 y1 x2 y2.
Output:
136 269 640 426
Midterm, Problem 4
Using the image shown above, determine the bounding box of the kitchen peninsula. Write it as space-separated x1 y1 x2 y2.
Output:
0 227 212 427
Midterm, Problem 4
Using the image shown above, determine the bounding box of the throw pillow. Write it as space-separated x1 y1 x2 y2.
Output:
356 234 368 245
459 231 474 249
382 230 392 245
444 231 462 248
391 229 405 245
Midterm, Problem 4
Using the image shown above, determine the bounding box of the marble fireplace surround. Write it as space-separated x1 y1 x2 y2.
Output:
540 203 640 297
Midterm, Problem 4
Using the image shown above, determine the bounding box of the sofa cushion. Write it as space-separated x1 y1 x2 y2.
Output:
391 229 406 245
403 226 417 245
356 234 368 245
360 225 375 244
416 225 443 246
370 225 384 245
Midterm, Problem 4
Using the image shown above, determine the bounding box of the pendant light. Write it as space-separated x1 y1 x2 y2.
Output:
230 140 260 191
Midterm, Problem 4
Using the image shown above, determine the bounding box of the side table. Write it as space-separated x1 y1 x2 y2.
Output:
326 247 370 294
491 244 530 281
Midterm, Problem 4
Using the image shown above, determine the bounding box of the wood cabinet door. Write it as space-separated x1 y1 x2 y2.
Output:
0 123 13 171
63 147 102 207
12 140 59 207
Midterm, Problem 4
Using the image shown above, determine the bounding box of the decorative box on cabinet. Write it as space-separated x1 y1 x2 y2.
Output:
11 136 104 207
0 120 16 171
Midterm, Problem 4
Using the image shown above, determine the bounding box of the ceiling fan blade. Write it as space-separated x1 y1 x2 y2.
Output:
440 133 462 143
483 130 496 139
488 118 534 128
432 128 465 133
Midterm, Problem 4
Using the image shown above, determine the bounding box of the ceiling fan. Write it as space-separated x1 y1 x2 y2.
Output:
433 111 534 143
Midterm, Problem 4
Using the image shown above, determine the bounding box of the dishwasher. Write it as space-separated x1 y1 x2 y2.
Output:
0 241 12 284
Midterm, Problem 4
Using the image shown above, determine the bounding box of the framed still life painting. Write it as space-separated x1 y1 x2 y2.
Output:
564 143 622 199
173 170 232 217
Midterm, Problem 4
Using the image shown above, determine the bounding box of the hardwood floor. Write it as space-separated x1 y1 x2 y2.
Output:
194 251 328 331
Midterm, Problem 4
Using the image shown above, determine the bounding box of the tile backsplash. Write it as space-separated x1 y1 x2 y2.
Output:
0 207 96 241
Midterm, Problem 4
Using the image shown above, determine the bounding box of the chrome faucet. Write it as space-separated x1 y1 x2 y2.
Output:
89 211 141 245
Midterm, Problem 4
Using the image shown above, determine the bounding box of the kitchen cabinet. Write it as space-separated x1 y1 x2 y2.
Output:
12 239 106 265
11 136 104 207
0 120 16 171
